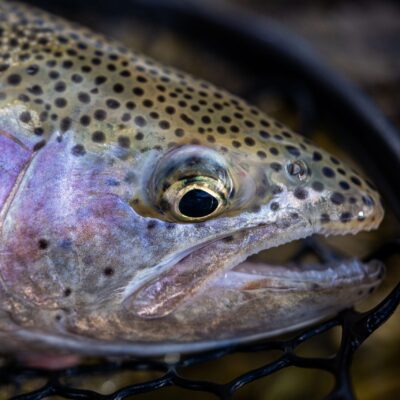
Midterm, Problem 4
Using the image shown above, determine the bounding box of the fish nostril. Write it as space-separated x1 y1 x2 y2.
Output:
286 160 308 181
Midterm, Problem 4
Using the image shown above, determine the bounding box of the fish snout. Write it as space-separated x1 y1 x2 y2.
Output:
307 173 384 235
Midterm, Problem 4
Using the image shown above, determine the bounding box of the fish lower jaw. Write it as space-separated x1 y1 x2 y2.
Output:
224 259 384 291
217 219 385 293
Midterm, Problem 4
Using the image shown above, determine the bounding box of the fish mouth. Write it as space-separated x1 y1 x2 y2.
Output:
127 211 385 318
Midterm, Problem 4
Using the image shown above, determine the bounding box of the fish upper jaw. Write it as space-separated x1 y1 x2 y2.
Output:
309 186 384 237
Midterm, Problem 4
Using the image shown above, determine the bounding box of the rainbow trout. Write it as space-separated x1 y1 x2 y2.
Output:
0 1 384 356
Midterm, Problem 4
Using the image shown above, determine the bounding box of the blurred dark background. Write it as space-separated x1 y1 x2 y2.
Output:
2 0 399 399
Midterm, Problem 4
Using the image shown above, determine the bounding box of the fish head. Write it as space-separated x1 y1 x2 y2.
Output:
0 1 385 354
119 115 384 318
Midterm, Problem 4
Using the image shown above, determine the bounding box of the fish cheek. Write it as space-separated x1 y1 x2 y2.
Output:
0 139 144 308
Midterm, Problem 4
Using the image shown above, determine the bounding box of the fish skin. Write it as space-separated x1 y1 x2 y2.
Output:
0 1 385 355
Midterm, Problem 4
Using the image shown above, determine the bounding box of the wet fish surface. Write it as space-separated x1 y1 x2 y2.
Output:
0 1 385 356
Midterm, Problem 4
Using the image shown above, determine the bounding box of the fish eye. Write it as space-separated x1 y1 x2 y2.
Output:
162 176 227 222
178 188 219 218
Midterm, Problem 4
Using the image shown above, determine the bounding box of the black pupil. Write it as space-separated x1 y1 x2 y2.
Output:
178 189 218 218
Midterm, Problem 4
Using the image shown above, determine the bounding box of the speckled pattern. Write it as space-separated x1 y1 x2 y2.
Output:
0 1 385 355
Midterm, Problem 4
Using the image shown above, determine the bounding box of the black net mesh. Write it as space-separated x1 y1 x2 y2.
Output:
1 1 399 399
